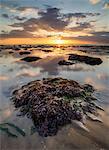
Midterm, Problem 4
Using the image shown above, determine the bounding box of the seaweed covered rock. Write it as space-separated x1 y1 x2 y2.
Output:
68 54 102 65
11 78 103 137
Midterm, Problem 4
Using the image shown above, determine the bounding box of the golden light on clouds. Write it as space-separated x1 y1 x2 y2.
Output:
0 36 95 45
0 37 70 45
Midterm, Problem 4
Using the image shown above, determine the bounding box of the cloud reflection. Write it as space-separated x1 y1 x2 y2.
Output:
16 68 41 77
0 75 9 81
84 77 107 90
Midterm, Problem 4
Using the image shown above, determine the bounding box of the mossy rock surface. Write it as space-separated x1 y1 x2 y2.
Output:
11 78 102 137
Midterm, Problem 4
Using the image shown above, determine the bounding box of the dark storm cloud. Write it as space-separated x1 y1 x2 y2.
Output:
2 14 9 18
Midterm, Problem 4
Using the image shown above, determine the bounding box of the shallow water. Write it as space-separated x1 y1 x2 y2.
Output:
0 45 109 150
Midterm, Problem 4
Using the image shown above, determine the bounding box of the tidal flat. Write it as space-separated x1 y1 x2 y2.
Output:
0 45 109 150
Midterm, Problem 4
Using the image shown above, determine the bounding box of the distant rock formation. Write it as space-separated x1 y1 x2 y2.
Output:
21 56 41 62
68 54 102 65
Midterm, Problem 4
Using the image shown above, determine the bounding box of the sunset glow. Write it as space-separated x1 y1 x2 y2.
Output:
0 0 109 45
53 39 65 45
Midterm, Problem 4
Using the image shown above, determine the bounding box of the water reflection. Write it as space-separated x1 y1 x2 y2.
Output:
0 45 109 149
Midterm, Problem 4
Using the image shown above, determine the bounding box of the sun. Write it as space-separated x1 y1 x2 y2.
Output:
55 39 64 44
54 39 65 45
49 37 70 45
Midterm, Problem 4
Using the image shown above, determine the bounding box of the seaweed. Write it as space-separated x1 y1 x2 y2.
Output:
11 77 104 137
0 122 26 138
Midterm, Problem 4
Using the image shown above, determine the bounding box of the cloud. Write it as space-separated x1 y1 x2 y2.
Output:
1 30 8 34
97 73 109 80
0 29 33 38
16 7 40 17
104 2 109 9
9 18 40 32
64 12 100 20
0 0 18 8
17 6 38 12
14 16 27 21
0 7 69 38
75 31 109 44
90 0 109 9
0 6 106 44
89 0 101 5
62 31 109 44
6 7 100 32
0 75 9 81
84 77 106 90
38 7 68 30
0 3 40 15
68 22 93 32
16 69 40 77
1 13 26 21
0 2 18 12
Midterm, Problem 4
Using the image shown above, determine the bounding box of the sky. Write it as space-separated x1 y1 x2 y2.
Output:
0 0 109 45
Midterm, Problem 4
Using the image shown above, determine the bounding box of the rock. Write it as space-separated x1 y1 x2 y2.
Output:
9 51 14 54
32 96 73 136
83 84 95 93
72 120 90 132
21 56 41 62
19 51 31 55
58 60 75 65
42 50 52 52
86 112 103 122
68 54 102 65
11 78 103 137
13 47 20 51
24 48 28 50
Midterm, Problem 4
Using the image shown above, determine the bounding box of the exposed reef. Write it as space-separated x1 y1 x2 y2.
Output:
68 54 102 65
58 60 75 65
19 51 31 55
21 56 41 62
42 50 52 52
11 78 103 137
